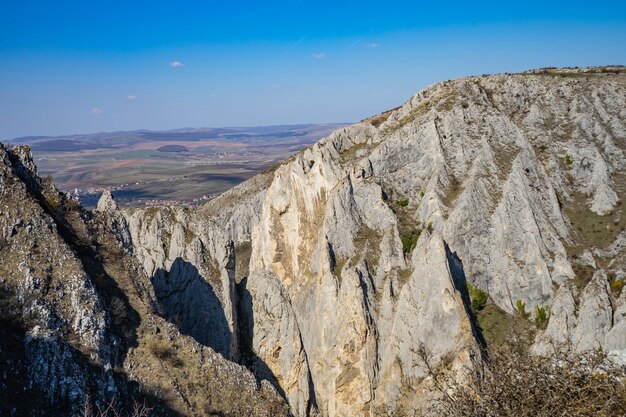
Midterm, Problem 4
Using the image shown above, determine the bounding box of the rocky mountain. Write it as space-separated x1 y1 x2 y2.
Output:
1 66 626 416
0 146 289 416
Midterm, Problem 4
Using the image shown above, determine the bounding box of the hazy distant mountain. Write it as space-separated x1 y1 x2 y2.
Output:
11 124 345 150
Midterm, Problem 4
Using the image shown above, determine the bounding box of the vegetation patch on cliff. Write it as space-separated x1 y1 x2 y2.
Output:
426 341 626 417
565 191 626 254
442 176 464 208
475 302 536 348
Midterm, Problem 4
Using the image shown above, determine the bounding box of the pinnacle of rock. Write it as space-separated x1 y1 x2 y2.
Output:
96 190 119 212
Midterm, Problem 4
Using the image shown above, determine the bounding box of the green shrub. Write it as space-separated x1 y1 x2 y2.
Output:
535 306 550 329
564 154 573 165
419 191 425 198
401 231 420 254
610 279 624 297
467 282 488 312
516 300 529 319
427 221 434 233
396 198 409 207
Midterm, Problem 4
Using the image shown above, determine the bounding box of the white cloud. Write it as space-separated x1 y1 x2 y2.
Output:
90 107 102 115
364 43 379 48
127 95 137 100
169 60 184 68
312 53 326 59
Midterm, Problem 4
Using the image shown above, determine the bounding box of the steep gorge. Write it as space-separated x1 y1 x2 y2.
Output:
2 66 626 416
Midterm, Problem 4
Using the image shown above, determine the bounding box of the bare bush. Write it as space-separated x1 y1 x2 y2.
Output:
147 338 184 368
81 396 152 417
421 343 626 417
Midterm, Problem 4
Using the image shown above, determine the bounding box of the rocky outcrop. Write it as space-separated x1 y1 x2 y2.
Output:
123 206 239 359
534 269 625 355
0 145 114 415
532 282 578 354
0 144 289 416
239 270 317 417
605 288 626 354
375 233 477 416
96 190 118 212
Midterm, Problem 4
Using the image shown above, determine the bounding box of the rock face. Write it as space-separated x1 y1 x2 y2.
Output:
123 206 240 359
0 144 289 416
223 65 624 416
2 66 626 416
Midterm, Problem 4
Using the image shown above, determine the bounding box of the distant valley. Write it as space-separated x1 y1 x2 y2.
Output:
11 124 346 207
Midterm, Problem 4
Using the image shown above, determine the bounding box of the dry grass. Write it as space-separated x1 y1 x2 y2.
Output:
339 141 369 164
564 192 626 252
382 100 432 136
441 176 464 208
331 256 348 282
147 338 184 368
235 241 252 282
521 67 626 78
363 107 400 127
475 303 536 348
353 224 382 269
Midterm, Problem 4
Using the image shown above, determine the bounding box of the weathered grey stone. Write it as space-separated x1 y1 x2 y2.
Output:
605 289 626 353
95 190 118 212
573 271 613 352
532 282 578 355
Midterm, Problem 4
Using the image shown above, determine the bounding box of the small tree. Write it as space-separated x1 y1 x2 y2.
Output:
401 231 420 254
467 283 488 312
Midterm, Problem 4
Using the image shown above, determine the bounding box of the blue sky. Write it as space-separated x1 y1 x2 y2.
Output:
1 1 625 138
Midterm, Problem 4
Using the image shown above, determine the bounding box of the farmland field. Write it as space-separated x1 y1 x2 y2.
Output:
14 124 346 207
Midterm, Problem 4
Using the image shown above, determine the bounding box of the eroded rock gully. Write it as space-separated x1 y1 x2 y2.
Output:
2 66 626 416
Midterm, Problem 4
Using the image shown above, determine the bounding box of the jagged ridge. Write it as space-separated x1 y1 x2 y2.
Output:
0 144 289 416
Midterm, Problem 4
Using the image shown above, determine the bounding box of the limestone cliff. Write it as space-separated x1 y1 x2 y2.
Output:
0 145 288 416
112 67 626 416
2 66 626 416
117 66 626 416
